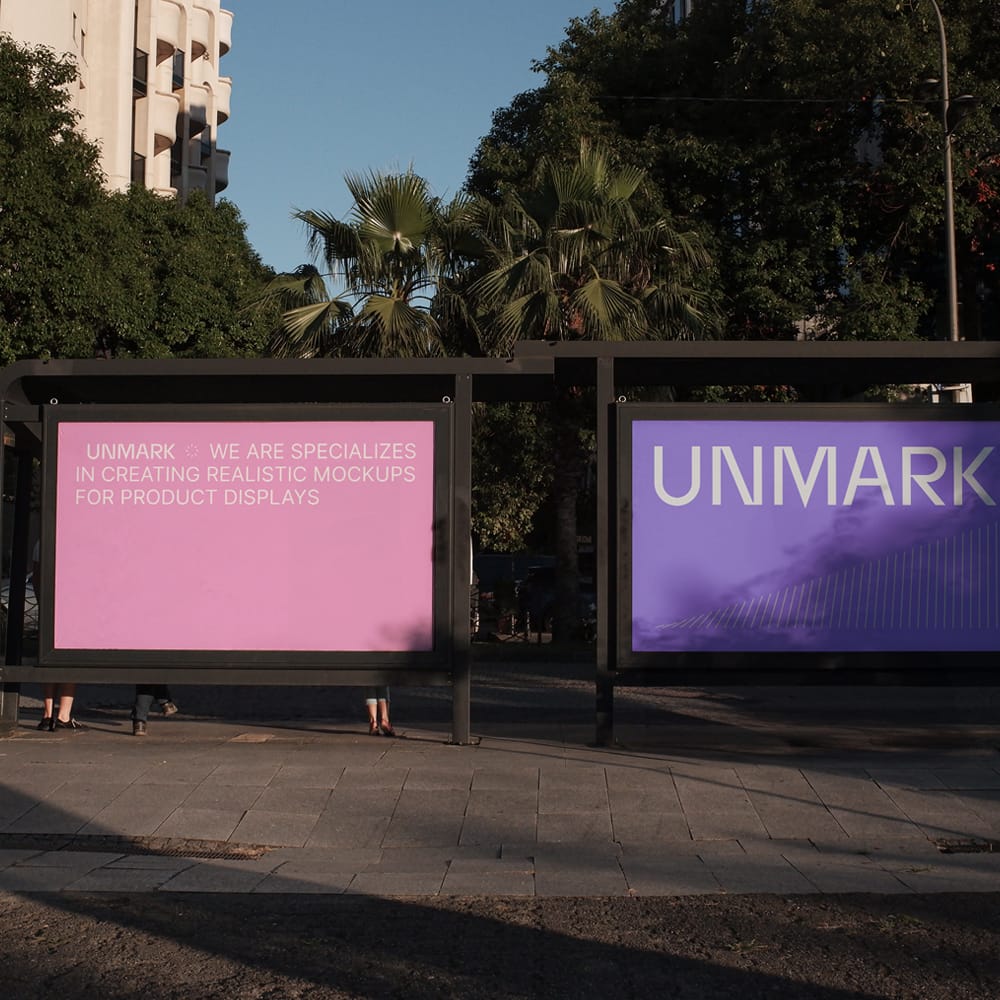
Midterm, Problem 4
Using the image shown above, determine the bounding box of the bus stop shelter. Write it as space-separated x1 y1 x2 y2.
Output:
3 340 999 745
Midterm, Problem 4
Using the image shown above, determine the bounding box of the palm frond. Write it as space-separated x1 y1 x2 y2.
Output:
353 294 442 357
270 297 353 359
571 275 645 340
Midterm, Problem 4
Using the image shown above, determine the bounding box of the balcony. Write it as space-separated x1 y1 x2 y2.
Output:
185 83 209 135
215 76 231 124
156 0 184 64
218 8 233 57
214 148 230 193
190 6 211 60
187 164 209 194
133 91 181 156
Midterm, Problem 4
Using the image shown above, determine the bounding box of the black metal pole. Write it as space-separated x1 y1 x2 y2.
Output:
0 447 32 734
450 374 473 744
595 357 615 746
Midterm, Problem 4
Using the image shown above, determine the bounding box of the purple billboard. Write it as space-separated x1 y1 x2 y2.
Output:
628 409 1000 653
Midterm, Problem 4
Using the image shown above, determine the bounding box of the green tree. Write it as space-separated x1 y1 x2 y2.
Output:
0 34 274 363
0 34 105 362
470 0 1000 342
267 170 475 358
94 186 275 360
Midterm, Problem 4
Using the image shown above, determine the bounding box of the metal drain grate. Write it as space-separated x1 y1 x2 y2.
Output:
933 838 997 854
0 832 271 860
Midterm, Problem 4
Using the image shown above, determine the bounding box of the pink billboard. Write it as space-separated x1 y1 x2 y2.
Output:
50 415 441 653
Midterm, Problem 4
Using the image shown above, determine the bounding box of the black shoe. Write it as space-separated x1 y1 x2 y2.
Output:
379 724 397 738
37 716 54 732
132 720 147 736
54 717 85 731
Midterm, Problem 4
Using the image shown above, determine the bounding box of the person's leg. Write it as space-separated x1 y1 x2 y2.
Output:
39 683 55 730
153 685 178 714
54 684 83 730
132 686 155 736
376 687 395 737
365 689 379 734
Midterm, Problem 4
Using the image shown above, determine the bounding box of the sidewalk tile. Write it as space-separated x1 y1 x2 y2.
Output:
153 807 243 841
460 813 536 847
345 872 446 895
230 811 319 847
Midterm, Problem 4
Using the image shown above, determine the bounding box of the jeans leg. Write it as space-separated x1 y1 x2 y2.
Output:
132 690 155 722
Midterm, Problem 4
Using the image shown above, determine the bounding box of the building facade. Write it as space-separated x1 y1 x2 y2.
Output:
0 0 232 200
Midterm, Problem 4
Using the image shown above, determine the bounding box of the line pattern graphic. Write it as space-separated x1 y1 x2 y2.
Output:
656 519 1000 634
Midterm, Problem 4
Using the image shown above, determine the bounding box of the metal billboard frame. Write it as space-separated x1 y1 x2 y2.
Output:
37 402 453 671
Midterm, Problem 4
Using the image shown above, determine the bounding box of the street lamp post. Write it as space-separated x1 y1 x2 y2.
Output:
923 0 972 403
926 0 960 346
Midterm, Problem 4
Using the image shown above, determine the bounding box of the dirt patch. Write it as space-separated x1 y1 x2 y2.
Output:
2 892 998 999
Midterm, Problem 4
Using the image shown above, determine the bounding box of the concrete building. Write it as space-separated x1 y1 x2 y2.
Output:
0 0 232 200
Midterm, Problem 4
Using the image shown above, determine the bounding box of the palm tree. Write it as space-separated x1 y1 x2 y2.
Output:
468 140 718 352
266 170 474 358
468 141 721 640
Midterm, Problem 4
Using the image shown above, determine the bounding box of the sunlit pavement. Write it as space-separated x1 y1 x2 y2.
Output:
1 691 998 896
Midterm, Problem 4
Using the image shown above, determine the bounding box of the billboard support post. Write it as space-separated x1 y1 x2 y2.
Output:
450 374 473 744
595 357 615 746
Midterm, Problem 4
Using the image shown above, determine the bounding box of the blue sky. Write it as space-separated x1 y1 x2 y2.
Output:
221 1 615 273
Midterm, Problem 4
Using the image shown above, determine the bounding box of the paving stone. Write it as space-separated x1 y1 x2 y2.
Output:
179 784 265 811
803 771 924 839
230 811 319 847
65 867 180 892
248 786 332 814
605 773 684 814
135 762 219 785
153 807 244 842
612 811 693 844
382 811 465 849
402 768 474 791
534 866 628 897
536 812 614 844
620 855 722 896
306 813 390 849
269 764 345 788
466 789 538 814
18 850 125 868
460 813 536 847
106 855 198 871
336 767 409 790
267 848 382 871
706 855 818 894
931 766 1000 789
440 870 535 895
253 871 353 893
538 774 609 814
80 784 194 837
200 763 282 786
0 848 41 868
158 861 273 892
345 871 446 895
876 785 995 840
0 866 90 892
785 859 914 893
471 768 540 791
673 769 768 840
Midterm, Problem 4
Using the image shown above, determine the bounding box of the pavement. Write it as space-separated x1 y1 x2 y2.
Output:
1 661 999 897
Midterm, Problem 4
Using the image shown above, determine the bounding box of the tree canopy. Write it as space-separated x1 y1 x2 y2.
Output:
0 33 275 364
468 0 1000 342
